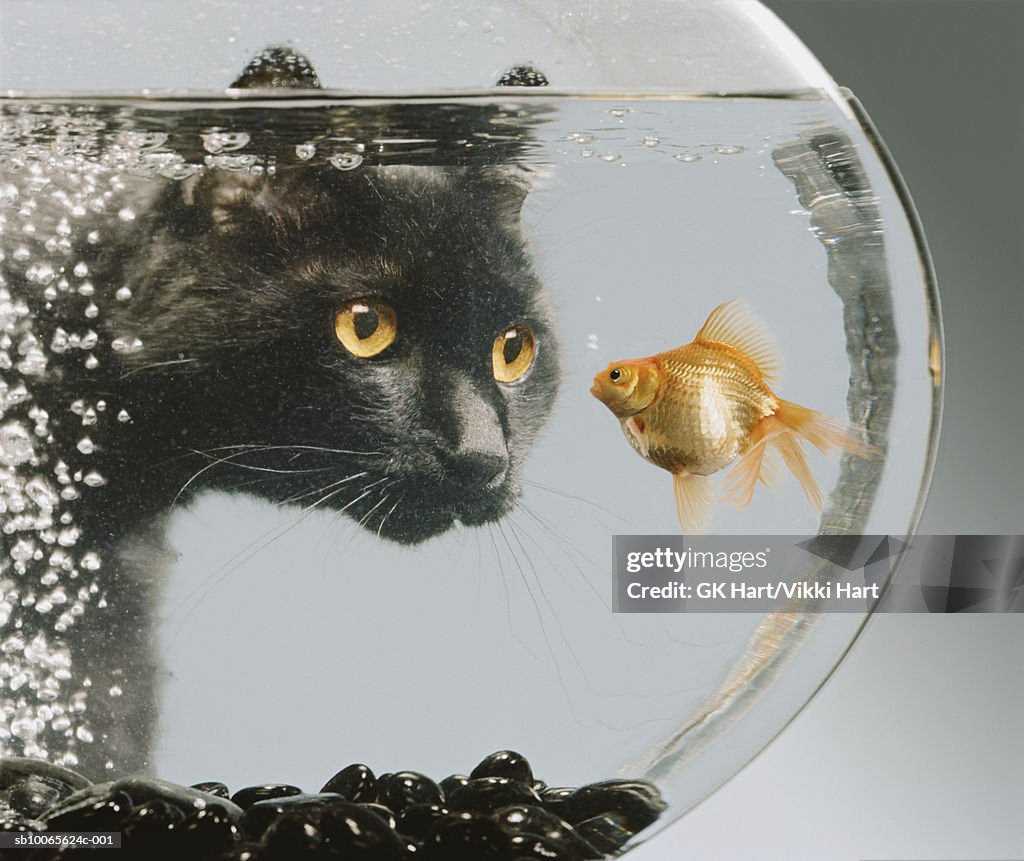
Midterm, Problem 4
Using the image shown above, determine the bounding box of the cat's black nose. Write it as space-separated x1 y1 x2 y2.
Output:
452 451 509 491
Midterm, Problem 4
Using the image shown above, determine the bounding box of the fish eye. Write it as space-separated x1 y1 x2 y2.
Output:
492 324 536 384
334 298 397 358
609 368 623 382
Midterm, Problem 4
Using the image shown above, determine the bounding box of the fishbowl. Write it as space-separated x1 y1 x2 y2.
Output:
0 0 940 857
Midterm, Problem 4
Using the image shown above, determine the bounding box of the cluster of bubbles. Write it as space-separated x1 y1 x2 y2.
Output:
560 107 749 166
0 107 168 770
0 101 397 773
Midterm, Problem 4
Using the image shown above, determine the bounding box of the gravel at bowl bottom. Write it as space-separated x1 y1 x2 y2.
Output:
0 750 667 859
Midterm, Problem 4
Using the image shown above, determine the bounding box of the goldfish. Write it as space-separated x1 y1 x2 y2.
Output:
590 300 876 533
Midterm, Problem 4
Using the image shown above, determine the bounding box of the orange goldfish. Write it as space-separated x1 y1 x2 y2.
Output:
590 300 876 533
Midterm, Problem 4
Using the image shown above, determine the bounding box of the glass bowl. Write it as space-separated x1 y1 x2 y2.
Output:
0 0 941 853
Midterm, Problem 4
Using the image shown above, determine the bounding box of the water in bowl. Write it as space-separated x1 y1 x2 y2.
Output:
0 92 938 841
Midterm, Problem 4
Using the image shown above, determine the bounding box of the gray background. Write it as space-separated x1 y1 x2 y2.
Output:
636 2 1024 859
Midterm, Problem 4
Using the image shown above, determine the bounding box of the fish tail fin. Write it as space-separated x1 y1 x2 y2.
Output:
673 472 714 534
730 400 878 511
774 398 879 460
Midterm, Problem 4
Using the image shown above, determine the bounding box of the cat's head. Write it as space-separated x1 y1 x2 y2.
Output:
107 161 559 544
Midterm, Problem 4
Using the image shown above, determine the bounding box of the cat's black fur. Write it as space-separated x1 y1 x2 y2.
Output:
4 50 557 778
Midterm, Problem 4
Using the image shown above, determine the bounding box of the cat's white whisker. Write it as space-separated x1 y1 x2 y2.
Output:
376 494 405 539
522 478 633 524
277 471 369 506
119 357 199 379
313 476 390 517
356 488 392 530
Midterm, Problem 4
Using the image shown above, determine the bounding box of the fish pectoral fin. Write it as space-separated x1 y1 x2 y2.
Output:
673 472 714 535
723 419 784 508
694 299 782 386
724 442 768 509
625 416 650 457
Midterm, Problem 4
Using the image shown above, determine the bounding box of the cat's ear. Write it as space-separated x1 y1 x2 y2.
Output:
472 164 548 224
175 47 324 234
230 46 322 90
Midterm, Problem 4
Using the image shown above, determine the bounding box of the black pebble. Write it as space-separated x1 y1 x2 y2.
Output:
538 786 575 816
439 774 470 799
0 757 91 793
561 780 666 833
240 793 345 840
179 806 240 854
574 813 635 854
448 777 541 813
320 763 377 802
509 832 582 861
122 798 185 839
358 802 397 830
395 802 450 839
494 804 601 859
261 811 324 856
316 802 408 860
423 812 512 861
191 781 230 799
7 775 76 820
377 771 444 813
41 789 133 831
470 751 534 785
231 784 303 809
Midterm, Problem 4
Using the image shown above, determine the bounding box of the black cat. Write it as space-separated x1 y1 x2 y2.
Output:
1 50 557 778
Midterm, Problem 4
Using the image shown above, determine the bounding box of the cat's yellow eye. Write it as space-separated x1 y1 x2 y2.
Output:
492 324 536 384
334 299 397 358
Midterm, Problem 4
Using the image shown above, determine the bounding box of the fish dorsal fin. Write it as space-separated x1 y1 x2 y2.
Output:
695 300 782 385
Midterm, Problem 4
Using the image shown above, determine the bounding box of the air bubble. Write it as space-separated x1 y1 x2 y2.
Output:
642 135 660 147
115 286 132 301
599 153 621 163
713 145 745 155
82 472 107 488
330 153 364 171
119 130 169 150
674 153 702 164
159 164 201 181
117 409 131 423
57 528 80 547
586 334 599 350
117 208 135 222
111 335 144 354
295 143 317 161
76 438 94 455
201 131 251 154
